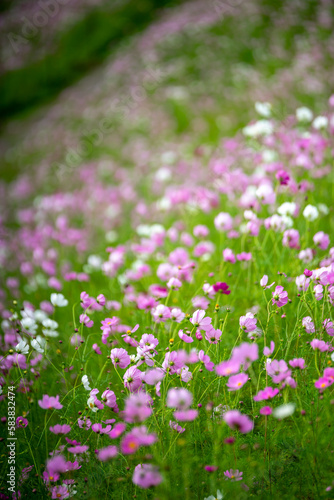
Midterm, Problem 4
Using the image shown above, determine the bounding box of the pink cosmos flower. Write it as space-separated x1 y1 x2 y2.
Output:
198 350 215 371
313 231 330 250
123 392 152 423
314 284 324 300
49 424 71 435
144 368 165 385
123 366 143 392
139 333 159 349
173 409 198 421
302 316 315 334
79 313 93 328
260 275 275 289
216 359 240 376
132 464 162 489
167 277 182 290
282 229 300 249
224 469 243 481
193 225 209 238
239 312 257 333
289 358 306 369
92 343 102 354
226 373 248 391
121 433 140 454
236 252 252 262
190 309 212 331
179 330 194 343
263 341 275 356
50 485 69 499
310 339 329 352
314 377 333 390
260 406 272 415
38 395 63 410
170 308 185 322
324 367 334 382
16 417 28 428
92 423 112 434
101 390 117 409
266 360 291 383
253 386 279 401
109 422 126 439
223 410 254 433
162 351 184 373
223 248 236 263
231 342 258 369
46 455 68 477
151 304 171 323
167 388 193 410
97 445 118 461
67 445 89 454
214 212 233 231
323 319 334 336
192 296 210 309
272 286 288 307
110 348 131 369
169 421 185 433
205 327 222 344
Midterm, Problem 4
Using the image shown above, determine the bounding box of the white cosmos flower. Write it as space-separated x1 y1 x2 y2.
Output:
50 293 68 307
255 101 272 117
273 403 296 419
296 107 313 122
42 319 58 330
87 396 98 412
34 310 48 323
303 204 319 221
277 202 297 217
204 489 224 500
312 116 328 130
243 119 273 137
82 375 91 391
15 339 29 354
21 317 37 334
31 336 46 354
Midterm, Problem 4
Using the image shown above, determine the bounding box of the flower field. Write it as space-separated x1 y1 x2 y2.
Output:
1 0 334 498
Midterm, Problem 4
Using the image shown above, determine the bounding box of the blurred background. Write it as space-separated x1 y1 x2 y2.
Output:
0 0 333 184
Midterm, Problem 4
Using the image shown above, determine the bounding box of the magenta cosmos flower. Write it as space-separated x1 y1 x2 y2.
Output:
38 395 63 410
213 282 230 294
110 348 131 369
132 463 162 489
272 286 288 307
190 309 212 331
226 373 248 391
260 406 272 415
223 410 254 433
16 416 28 428
253 386 279 401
